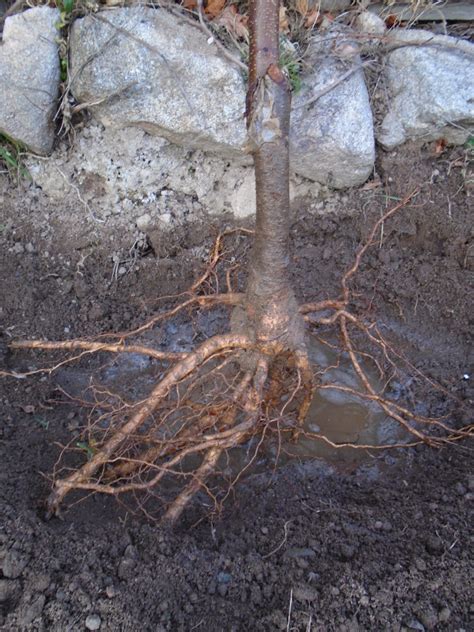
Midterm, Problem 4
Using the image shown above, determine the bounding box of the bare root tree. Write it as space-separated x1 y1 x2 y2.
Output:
4 0 472 523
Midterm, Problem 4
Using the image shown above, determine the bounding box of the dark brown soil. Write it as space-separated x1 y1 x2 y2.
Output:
0 141 472 631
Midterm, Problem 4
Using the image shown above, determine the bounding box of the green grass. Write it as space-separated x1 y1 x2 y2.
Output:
0 134 30 180
279 40 303 93
55 0 77 83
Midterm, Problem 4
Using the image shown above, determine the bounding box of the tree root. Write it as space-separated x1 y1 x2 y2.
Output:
5 212 473 524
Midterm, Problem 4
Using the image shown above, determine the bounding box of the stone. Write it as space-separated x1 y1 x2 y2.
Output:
0 7 60 154
425 535 443 556
117 556 136 579
438 607 451 623
216 571 232 584
354 11 386 37
414 558 427 572
12 243 24 255
69 8 247 158
124 544 139 560
1 550 29 579
85 613 102 630
136 213 152 231
69 11 374 190
377 30 474 149
291 31 375 188
229 171 256 218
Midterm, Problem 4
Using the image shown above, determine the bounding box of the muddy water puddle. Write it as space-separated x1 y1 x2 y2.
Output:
282 337 402 464
55 328 405 475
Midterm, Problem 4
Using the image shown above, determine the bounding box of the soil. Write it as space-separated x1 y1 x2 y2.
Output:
0 139 473 631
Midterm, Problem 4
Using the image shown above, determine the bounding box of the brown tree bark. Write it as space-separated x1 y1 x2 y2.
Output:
240 0 306 352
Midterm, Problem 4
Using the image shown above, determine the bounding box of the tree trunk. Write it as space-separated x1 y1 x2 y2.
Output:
242 0 306 352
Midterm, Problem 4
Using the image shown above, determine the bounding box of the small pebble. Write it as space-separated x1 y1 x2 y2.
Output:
2 550 28 579
124 544 138 560
85 613 101 630
216 571 232 584
12 243 25 255
339 544 356 561
438 607 451 623
415 558 427 572
425 535 443 555
118 557 136 579
136 213 151 231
